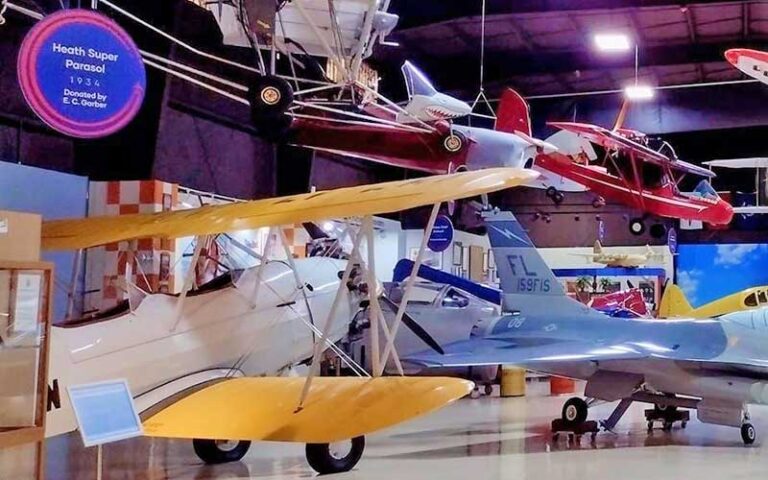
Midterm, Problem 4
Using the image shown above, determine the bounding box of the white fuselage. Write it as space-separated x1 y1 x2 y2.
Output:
46 257 353 437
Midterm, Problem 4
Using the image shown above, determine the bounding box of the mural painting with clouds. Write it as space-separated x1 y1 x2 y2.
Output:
677 244 768 307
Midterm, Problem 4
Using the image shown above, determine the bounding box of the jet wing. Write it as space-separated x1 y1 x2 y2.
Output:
142 376 472 443
42 168 537 250
549 122 714 179
404 337 649 368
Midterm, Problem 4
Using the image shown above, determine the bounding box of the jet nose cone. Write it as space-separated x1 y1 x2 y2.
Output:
725 48 744 65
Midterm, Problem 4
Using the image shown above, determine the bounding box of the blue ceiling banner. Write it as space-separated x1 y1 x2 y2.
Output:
427 214 454 252
17 9 146 138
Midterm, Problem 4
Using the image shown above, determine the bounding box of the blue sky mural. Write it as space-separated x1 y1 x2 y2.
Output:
677 243 768 307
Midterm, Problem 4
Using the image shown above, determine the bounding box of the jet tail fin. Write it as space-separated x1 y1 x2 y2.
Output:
495 88 532 137
658 282 694 318
483 210 592 317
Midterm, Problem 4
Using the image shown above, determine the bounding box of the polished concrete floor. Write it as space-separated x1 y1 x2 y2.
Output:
45 381 768 479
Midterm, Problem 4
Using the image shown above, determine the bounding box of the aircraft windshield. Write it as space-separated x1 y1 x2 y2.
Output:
401 60 437 98
692 180 719 200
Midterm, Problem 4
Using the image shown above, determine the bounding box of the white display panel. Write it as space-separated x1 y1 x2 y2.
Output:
67 380 142 447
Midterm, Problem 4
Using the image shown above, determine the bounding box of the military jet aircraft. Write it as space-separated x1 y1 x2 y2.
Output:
406 209 768 445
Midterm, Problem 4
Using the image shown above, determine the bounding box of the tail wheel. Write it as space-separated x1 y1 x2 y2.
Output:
545 186 558 198
305 436 365 474
629 218 646 236
552 191 565 205
442 131 466 154
561 397 588 427
193 439 251 464
248 75 294 121
592 197 605 209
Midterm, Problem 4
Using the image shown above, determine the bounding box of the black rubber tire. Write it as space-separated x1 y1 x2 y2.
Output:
248 75 294 120
649 223 667 239
629 218 646 236
741 423 756 445
253 113 293 142
561 397 589 427
484 384 494 396
305 436 365 474
553 191 565 205
441 131 466 154
545 186 558 198
592 197 605 209
193 439 251 464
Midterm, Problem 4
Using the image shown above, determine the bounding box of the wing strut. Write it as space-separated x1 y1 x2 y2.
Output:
377 203 440 375
296 224 367 411
171 235 209 332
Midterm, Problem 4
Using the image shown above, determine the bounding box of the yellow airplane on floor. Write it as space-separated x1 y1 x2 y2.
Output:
659 283 768 318
41 167 537 474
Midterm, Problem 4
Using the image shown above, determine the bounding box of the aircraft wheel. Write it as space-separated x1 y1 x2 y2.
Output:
484 384 494 396
552 191 565 205
592 197 605 209
561 397 588 427
248 75 294 120
253 113 293 142
193 439 251 464
741 423 756 445
441 131 466 154
545 186 558 198
629 218 646 236
305 436 365 474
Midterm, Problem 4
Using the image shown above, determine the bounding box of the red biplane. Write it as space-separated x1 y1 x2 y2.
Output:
535 112 733 236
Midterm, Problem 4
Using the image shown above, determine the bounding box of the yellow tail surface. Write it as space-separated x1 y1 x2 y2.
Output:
658 284 694 318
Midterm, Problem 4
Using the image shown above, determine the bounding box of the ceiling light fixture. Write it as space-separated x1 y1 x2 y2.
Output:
624 84 655 100
593 33 631 52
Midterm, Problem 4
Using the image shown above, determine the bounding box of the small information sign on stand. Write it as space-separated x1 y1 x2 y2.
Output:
67 380 142 480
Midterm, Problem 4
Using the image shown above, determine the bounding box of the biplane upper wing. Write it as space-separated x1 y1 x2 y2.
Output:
549 122 715 178
42 168 538 250
142 376 473 443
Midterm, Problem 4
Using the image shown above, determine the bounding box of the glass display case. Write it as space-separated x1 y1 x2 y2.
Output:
0 261 53 480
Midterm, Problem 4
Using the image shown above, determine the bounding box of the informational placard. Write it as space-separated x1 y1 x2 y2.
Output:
67 380 143 447
427 215 454 252
12 272 42 335
17 9 146 138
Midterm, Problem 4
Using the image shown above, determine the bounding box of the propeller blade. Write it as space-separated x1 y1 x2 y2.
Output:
380 296 444 355
302 222 330 240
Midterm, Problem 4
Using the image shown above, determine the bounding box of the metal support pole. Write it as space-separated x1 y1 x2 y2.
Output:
361 217 381 376
377 203 440 375
600 398 634 431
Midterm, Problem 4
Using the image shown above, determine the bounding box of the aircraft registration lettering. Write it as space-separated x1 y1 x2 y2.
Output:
517 277 551 293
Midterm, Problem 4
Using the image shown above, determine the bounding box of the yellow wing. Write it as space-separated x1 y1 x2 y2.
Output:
43 167 537 251
142 376 473 443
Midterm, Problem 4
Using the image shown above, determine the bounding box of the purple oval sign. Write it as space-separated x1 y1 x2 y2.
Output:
428 215 454 252
17 9 146 138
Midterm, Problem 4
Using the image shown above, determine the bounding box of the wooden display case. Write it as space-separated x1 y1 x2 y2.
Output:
0 261 53 480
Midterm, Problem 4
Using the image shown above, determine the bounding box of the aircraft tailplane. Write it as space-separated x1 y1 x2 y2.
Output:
658 282 694 318
483 210 592 317
495 88 532 137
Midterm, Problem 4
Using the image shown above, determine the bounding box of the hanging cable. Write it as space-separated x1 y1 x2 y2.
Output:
469 0 496 120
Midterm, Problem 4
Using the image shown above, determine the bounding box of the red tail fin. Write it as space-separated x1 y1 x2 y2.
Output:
495 88 531 137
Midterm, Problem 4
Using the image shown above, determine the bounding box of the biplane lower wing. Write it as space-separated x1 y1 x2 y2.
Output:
142 376 473 443
42 168 538 251
548 122 714 178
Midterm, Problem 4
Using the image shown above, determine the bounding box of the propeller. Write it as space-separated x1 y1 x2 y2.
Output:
302 222 444 355
380 296 444 355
